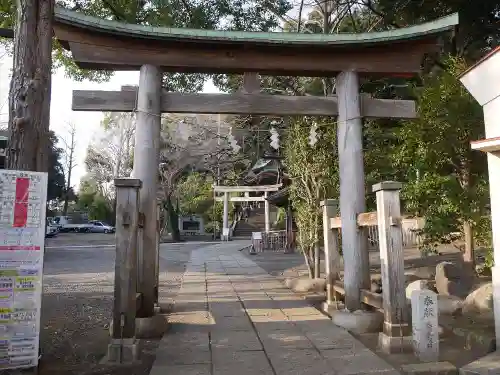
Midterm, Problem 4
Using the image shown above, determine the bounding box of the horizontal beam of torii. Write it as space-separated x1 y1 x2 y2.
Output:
72 88 417 119
215 196 266 202
213 184 282 193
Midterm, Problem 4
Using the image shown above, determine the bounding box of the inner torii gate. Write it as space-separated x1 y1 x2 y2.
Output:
214 184 282 236
51 6 458 358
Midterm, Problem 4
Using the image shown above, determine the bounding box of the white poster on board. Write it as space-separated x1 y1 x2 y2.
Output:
0 170 47 370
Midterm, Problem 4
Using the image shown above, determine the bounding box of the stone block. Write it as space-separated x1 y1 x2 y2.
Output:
211 330 262 351
402 362 457 375
321 348 395 375
285 277 326 293
378 332 413 354
331 310 384 334
104 338 138 364
153 348 211 366
135 315 169 339
158 332 210 351
149 364 211 375
212 350 274 375
322 300 345 315
259 330 314 349
266 348 331 375
460 352 500 375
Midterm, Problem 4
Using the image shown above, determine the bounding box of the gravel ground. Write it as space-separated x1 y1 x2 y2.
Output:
30 234 206 375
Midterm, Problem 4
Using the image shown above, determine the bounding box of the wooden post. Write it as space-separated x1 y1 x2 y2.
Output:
336 70 370 311
264 191 270 232
223 192 229 240
131 64 162 317
373 181 412 353
107 178 141 363
321 199 341 309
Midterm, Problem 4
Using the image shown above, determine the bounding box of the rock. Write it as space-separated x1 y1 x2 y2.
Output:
285 278 326 293
371 277 382 294
462 282 494 320
435 261 475 298
406 266 435 280
405 273 422 286
437 295 463 315
331 309 383 334
406 280 430 301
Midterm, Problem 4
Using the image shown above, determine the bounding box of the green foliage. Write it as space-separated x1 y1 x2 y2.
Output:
47 131 66 201
393 56 489 251
175 172 214 218
371 0 500 60
285 116 338 255
76 178 114 221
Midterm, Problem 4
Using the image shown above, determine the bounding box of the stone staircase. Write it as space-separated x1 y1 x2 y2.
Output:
233 206 266 238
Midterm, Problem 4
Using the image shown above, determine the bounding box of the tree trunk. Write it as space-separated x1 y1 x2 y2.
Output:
8 0 54 172
303 247 314 279
165 194 180 242
314 242 320 278
459 159 475 269
463 221 474 268
63 153 73 215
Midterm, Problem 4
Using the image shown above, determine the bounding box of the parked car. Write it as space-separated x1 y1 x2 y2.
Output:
53 215 91 232
45 222 59 238
88 221 115 234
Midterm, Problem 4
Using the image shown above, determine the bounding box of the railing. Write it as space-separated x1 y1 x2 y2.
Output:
262 230 287 251
330 212 423 250
321 182 417 354
366 217 423 249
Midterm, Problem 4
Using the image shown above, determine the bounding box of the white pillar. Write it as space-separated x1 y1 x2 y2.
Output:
336 70 369 311
483 102 500 346
223 192 229 239
373 182 411 353
264 191 270 232
131 64 162 317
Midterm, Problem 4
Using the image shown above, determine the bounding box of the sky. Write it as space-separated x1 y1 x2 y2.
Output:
0 46 220 190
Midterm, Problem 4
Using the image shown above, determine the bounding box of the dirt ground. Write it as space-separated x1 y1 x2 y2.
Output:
14 233 198 375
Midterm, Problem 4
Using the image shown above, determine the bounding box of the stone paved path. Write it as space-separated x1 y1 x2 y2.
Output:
150 241 401 375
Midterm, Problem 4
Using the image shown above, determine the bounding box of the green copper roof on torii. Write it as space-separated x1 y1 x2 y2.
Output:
54 8 458 46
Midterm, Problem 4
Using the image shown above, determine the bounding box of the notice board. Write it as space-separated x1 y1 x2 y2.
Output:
0 170 47 370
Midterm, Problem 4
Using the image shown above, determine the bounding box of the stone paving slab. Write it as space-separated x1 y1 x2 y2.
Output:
149 241 401 375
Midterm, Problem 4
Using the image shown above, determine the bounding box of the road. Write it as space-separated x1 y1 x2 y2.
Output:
38 233 214 375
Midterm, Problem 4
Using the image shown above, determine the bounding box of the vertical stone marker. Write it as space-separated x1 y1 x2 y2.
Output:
411 289 439 362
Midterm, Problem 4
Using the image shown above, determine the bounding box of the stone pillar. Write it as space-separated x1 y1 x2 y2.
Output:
107 178 141 364
321 199 342 310
154 200 161 311
222 192 229 240
264 192 270 232
373 181 412 353
336 70 370 311
131 64 162 317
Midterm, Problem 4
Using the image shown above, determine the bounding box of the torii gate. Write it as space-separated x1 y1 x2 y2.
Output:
51 6 458 360
214 184 282 235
